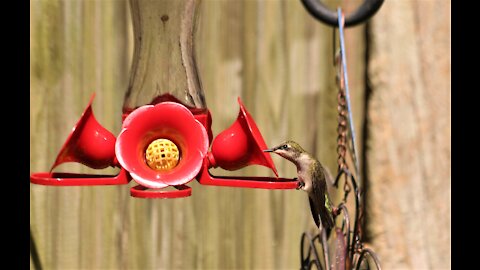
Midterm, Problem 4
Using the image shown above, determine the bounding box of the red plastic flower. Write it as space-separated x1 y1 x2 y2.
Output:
115 102 209 189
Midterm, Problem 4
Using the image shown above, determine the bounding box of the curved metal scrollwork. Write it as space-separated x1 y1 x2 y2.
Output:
300 232 324 270
299 169 381 270
354 248 382 270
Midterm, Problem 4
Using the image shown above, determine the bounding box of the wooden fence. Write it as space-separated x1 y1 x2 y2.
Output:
30 0 450 269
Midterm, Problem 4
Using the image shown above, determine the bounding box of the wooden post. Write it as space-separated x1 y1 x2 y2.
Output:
366 1 451 268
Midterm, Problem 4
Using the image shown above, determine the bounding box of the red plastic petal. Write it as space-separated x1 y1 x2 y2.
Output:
115 102 209 188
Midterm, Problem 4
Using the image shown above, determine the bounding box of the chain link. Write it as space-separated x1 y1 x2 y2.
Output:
335 48 353 203
336 51 347 172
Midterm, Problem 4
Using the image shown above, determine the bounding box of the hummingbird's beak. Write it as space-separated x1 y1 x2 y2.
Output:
263 148 274 153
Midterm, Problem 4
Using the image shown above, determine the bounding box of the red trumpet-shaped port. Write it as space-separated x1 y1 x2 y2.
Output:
115 102 209 189
208 97 278 177
51 93 117 171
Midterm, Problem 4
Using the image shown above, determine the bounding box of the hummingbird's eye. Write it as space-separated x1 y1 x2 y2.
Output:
282 144 288 150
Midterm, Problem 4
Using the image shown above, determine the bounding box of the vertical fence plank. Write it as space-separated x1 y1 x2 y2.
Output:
30 0 131 269
366 0 451 269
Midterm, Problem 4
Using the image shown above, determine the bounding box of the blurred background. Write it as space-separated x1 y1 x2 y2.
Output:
30 0 450 269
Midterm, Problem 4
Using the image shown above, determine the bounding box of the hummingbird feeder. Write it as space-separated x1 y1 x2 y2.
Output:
30 93 299 198
30 0 299 198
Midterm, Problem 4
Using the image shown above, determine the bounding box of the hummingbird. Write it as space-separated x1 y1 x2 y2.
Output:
264 140 335 231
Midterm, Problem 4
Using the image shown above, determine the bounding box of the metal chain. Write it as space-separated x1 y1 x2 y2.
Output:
336 52 348 173
335 14 352 202
337 9 361 184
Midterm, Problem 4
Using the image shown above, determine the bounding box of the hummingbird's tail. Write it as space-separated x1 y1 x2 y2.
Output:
308 197 335 231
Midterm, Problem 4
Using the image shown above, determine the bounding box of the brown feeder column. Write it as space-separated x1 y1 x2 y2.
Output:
123 0 206 112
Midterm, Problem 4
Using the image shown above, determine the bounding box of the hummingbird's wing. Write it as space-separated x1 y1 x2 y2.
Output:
311 162 335 230
308 197 321 228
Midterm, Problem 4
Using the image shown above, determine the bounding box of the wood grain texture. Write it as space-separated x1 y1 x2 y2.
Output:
30 0 131 269
366 0 451 269
30 0 366 269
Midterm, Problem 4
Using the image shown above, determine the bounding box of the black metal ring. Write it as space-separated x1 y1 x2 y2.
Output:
300 0 385 27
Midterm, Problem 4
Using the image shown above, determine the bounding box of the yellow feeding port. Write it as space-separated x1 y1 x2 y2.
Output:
145 138 180 171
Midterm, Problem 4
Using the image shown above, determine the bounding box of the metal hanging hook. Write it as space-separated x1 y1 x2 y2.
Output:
300 0 384 27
